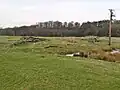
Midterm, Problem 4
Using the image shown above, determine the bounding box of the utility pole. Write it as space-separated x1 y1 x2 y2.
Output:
108 9 115 45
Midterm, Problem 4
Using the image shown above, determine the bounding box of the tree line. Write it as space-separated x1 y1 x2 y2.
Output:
0 20 120 37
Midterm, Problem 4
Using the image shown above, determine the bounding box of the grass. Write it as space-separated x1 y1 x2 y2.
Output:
0 36 120 90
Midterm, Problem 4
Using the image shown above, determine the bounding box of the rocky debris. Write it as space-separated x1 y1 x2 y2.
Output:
20 36 47 42
66 51 90 58
45 45 58 48
88 37 99 43
66 48 120 62
11 36 48 46
66 54 74 57
110 49 120 54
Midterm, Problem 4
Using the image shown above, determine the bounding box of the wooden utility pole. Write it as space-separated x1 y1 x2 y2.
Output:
109 9 115 45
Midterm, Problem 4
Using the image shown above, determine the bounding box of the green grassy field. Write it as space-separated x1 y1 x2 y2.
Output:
0 36 120 90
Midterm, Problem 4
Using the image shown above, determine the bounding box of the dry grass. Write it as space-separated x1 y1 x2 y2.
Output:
90 49 120 62
0 36 120 90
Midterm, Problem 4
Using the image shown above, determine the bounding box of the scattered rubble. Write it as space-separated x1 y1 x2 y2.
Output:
66 52 90 58
11 36 48 46
88 37 100 43
45 45 58 48
66 54 74 57
110 49 120 54
65 49 120 62
20 36 47 42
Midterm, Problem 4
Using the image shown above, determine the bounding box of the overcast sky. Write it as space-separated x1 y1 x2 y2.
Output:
0 0 120 27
